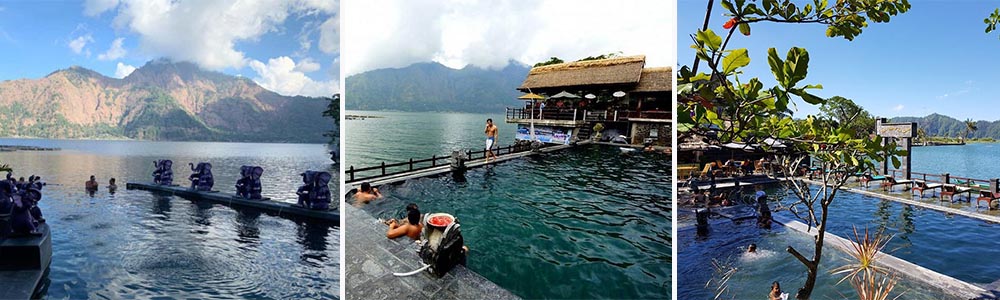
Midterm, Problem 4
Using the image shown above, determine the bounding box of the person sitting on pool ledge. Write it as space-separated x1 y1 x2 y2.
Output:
353 182 381 205
86 175 99 191
386 206 422 240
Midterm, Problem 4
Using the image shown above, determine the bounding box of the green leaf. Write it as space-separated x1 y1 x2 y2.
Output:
696 29 723 52
739 22 751 36
767 48 786 87
722 48 751 74
891 155 901 169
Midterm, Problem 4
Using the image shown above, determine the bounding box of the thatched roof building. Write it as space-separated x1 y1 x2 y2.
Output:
633 67 672 93
518 55 648 93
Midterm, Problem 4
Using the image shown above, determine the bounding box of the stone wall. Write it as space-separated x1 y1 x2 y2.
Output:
630 122 671 146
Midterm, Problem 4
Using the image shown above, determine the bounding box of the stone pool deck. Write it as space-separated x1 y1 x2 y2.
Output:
344 204 520 300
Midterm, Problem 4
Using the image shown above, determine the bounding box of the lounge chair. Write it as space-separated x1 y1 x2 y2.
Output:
859 173 887 188
941 184 975 202
880 176 913 192
911 180 943 198
977 191 1000 209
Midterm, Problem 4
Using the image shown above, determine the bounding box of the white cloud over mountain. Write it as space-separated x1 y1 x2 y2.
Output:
84 0 338 96
343 0 674 75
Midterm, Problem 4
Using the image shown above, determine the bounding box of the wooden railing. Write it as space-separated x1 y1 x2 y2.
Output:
346 143 542 183
888 170 996 190
505 108 671 122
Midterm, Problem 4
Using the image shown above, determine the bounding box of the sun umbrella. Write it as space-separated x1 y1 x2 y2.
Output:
518 93 545 100
550 91 581 99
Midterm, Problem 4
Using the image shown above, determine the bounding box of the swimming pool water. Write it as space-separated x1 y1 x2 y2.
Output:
353 145 670 299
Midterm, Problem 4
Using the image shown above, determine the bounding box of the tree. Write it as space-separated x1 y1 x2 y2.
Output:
986 8 1000 38
677 0 910 298
964 118 978 142
819 96 876 139
533 57 564 67
916 127 927 145
323 94 340 144
577 51 623 62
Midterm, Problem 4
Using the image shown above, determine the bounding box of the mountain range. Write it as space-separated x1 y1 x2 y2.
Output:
891 113 1000 139
0 59 333 143
345 61 529 113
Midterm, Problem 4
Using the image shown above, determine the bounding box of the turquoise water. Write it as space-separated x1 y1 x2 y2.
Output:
0 138 339 299
353 145 671 299
343 110 518 168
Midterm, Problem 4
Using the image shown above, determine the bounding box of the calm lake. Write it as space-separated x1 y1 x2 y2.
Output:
0 138 339 299
344 110 517 168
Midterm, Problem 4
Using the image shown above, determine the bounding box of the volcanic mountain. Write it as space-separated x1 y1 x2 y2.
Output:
0 59 333 143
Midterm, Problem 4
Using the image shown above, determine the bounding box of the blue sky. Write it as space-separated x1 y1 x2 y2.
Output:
0 0 338 97
678 0 1000 121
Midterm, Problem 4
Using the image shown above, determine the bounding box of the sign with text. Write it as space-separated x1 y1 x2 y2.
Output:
876 122 916 138
515 124 573 145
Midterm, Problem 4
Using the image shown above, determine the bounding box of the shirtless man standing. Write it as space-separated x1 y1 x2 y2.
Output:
485 118 498 163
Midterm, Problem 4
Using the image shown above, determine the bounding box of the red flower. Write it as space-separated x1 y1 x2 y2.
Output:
723 18 737 29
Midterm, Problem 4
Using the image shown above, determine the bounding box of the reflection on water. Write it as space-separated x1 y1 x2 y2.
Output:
354 145 670 299
0 138 339 299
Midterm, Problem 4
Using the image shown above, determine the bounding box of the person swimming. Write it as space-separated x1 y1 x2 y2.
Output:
748 243 757 253
353 182 381 205
108 178 118 193
770 281 787 300
386 204 422 240
86 175 99 191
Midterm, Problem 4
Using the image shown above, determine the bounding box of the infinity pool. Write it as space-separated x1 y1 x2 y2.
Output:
355 145 670 299
679 184 1000 299
0 139 339 299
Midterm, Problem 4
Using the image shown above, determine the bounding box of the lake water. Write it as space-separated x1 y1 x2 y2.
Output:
0 138 339 299
353 145 671 299
909 143 1000 179
344 110 518 168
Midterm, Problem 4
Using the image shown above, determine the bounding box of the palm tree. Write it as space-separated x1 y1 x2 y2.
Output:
964 118 978 143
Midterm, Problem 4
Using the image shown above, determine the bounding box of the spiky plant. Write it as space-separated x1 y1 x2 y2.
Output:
832 225 902 300
706 258 739 300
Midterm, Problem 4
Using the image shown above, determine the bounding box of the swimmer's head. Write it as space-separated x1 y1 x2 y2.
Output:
748 243 757 253
772 281 780 292
407 207 421 224
405 203 418 212
360 182 372 192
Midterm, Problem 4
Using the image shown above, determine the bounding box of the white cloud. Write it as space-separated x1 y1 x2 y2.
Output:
294 57 321 73
98 37 127 60
343 0 674 75
87 0 337 70
68 34 94 55
318 15 338 54
84 0 119 16
892 104 904 112
249 56 337 97
114 62 137 78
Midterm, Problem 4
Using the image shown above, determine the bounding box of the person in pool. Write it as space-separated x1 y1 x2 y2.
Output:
769 281 786 300
485 118 498 163
85 175 99 191
108 178 118 194
353 182 382 206
386 205 422 240
748 243 757 253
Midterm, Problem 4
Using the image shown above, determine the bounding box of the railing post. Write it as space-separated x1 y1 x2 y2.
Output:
349 166 354 181
573 108 578 121
409 158 413 171
432 155 436 167
614 111 618 121
944 173 950 184
381 162 386 176
922 173 926 182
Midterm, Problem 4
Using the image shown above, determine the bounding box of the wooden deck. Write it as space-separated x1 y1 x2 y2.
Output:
125 182 339 223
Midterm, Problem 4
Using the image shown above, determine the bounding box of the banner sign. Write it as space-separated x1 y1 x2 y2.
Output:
876 122 916 138
515 124 572 145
